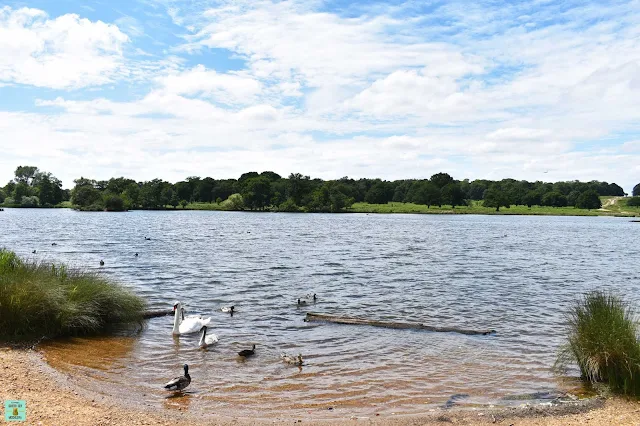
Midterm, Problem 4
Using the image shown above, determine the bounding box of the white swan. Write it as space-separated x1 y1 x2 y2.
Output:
172 302 211 335
198 325 218 349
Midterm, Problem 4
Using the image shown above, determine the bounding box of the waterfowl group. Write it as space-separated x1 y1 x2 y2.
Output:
164 364 191 391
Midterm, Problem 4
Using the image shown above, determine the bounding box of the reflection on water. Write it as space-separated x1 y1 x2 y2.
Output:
3 209 640 417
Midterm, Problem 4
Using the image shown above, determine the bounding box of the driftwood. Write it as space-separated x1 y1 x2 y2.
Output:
143 309 173 319
305 312 495 336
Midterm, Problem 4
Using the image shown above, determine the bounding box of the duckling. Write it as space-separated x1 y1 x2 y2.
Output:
238 344 256 357
99 260 104 266
281 353 303 366
164 364 191 391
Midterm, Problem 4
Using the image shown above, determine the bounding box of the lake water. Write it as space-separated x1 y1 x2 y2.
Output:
1 208 639 417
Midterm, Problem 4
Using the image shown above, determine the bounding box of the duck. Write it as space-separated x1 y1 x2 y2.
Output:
297 298 307 306
238 344 256 357
51 243 57 246
145 237 151 241
99 260 104 266
172 302 212 335
164 364 191 391
134 253 139 257
281 353 303 366
32 250 36 254
198 326 219 349
221 306 235 316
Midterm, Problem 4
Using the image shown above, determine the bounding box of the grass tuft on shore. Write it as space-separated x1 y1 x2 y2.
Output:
556 290 640 396
0 249 145 341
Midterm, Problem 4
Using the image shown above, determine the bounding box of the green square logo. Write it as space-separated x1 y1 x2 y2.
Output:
4 400 26 422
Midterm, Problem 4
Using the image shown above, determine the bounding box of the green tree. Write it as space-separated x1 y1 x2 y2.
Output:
633 183 640 197
408 181 441 207
365 181 392 204
0 189 5 204
72 186 102 208
430 172 454 189
627 197 640 207
541 191 568 207
242 176 272 210
180 199 188 209
575 190 602 210
170 193 180 209
13 182 31 203
522 191 541 208
104 195 126 211
441 183 465 208
286 173 312 205
14 166 39 185
483 187 510 211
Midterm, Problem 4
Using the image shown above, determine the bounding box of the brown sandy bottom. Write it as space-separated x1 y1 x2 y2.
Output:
2 347 640 426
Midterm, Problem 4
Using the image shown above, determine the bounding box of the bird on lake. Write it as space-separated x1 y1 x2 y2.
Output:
99 260 104 266
297 299 307 306
164 364 191 391
51 243 57 246
221 306 235 316
171 302 212 335
32 250 36 254
238 344 256 357
198 326 219 349
145 237 151 240
281 353 303 366
134 253 138 257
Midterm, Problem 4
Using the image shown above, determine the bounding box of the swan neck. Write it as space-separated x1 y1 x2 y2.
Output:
172 305 181 334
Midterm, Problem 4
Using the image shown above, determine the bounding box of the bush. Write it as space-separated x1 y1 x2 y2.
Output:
104 195 126 211
0 250 145 340
542 191 568 207
556 291 640 396
222 193 245 211
575 190 602 210
627 197 640 207
20 196 39 207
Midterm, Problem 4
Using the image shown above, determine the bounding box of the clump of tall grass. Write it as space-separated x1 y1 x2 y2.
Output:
556 290 640 396
0 249 145 341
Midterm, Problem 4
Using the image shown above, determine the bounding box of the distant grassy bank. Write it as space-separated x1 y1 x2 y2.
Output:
0 250 145 341
348 198 639 217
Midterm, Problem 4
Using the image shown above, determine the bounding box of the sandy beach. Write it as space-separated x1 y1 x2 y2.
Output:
2 347 640 426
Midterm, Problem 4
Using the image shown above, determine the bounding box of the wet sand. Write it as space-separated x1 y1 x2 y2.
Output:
2 346 640 426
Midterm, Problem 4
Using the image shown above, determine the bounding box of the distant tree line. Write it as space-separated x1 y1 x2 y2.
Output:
0 165 633 213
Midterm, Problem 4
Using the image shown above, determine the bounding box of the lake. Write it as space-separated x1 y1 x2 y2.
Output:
1 208 639 417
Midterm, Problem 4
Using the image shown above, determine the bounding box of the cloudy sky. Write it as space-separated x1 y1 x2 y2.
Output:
1 0 639 191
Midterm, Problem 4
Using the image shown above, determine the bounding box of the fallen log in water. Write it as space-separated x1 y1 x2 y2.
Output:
143 309 173 319
305 312 495 336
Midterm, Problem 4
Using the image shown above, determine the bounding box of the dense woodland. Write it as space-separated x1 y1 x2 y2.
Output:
1 165 638 212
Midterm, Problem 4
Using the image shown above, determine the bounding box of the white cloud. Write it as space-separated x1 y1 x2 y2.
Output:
0 6 129 89
156 65 262 104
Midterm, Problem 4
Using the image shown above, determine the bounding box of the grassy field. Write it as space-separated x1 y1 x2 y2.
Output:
349 200 639 216
0 250 145 341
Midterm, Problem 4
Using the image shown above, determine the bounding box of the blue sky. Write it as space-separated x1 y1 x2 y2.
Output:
0 0 639 191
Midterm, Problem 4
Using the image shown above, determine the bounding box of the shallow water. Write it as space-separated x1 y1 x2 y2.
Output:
2 209 639 417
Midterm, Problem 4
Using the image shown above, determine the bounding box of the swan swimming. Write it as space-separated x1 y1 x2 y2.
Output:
164 364 191 391
198 325 219 349
172 302 211 335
